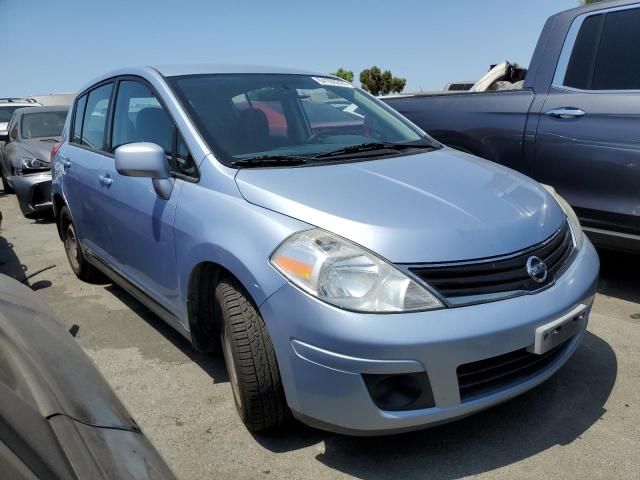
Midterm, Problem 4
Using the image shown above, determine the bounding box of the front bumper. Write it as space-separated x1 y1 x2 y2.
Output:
10 172 52 217
259 239 599 435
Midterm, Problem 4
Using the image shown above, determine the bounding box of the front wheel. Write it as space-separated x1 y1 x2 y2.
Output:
1 166 14 194
215 277 289 432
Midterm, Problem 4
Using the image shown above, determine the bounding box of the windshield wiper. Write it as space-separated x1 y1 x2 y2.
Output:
231 154 309 168
312 142 436 159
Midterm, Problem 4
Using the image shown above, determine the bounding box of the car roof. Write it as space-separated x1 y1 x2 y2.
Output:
556 0 639 18
76 64 334 96
154 64 327 77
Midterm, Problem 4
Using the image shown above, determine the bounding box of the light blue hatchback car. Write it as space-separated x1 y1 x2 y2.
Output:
52 65 599 435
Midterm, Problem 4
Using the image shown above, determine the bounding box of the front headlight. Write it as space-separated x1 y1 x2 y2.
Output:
22 157 48 169
542 184 584 249
270 229 443 313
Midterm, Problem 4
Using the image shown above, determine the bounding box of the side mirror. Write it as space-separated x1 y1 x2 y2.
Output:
115 142 173 199
115 142 169 179
0 130 9 142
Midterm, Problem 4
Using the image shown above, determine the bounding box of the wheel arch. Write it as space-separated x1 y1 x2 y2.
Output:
186 261 224 352
186 258 281 352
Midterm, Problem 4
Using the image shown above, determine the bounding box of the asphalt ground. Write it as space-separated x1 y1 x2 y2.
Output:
0 190 638 479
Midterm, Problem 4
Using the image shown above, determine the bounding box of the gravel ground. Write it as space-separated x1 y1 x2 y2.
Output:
0 191 638 479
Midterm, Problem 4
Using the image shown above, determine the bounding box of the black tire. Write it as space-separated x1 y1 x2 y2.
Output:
60 206 100 282
24 209 52 220
1 167 14 194
215 277 289 432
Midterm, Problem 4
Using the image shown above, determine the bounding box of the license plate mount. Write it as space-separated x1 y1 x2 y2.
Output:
528 304 589 355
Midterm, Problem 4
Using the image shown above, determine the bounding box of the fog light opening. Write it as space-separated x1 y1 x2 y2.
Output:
363 372 435 411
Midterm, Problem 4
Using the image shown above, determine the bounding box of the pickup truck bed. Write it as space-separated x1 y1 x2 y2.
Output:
385 89 536 174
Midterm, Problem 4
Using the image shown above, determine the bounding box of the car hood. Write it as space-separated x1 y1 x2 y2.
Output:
235 148 566 263
0 274 137 430
20 136 60 162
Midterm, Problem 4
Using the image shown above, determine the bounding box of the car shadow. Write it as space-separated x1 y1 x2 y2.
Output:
0 234 28 281
103 283 229 384
0 235 58 290
254 331 616 479
32 217 55 225
597 248 640 304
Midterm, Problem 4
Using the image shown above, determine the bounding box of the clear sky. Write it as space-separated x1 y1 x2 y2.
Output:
0 0 579 97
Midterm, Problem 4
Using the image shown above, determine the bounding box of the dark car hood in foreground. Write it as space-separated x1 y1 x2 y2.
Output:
0 273 134 429
236 148 566 263
20 136 60 162
0 274 176 479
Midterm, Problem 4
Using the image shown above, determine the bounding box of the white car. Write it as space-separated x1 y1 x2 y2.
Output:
0 98 40 134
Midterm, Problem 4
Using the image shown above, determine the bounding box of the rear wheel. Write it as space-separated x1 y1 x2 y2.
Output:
60 206 100 282
215 277 289 432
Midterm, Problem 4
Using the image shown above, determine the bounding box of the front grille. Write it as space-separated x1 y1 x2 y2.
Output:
457 342 568 401
409 222 574 301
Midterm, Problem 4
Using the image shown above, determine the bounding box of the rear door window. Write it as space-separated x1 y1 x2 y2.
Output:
81 83 113 151
591 8 640 90
562 8 640 91
563 14 603 90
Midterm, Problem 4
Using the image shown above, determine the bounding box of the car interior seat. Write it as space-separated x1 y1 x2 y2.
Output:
235 108 270 154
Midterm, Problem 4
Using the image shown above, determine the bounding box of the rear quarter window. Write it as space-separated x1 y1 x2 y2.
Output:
72 95 87 144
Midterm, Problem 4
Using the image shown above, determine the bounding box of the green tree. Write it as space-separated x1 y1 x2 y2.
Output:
330 68 354 83
580 0 602 4
359 66 407 96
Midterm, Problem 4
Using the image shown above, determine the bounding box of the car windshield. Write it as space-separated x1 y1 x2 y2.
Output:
21 111 67 139
0 106 21 123
168 73 437 166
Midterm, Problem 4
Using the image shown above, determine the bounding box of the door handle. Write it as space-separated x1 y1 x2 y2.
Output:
545 108 586 119
98 173 112 187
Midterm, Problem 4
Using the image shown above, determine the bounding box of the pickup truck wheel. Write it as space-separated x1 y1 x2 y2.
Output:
60 206 100 282
215 277 289 432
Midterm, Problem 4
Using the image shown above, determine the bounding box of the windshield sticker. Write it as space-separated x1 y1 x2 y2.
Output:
311 77 355 88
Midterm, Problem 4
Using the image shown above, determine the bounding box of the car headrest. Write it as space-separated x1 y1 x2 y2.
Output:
236 108 270 153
